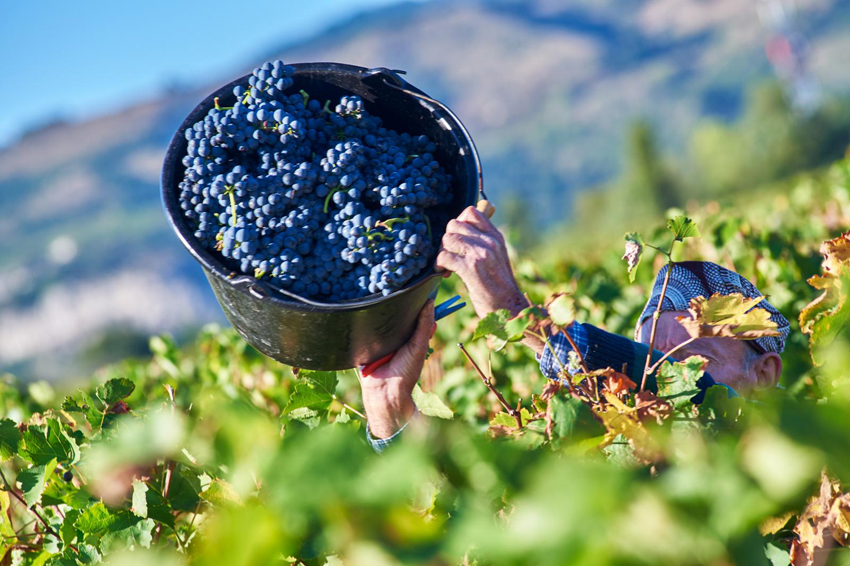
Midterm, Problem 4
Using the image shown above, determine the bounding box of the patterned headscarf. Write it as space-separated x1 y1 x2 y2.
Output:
634 261 790 354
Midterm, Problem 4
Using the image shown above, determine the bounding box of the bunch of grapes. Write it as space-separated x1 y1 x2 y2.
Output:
178 60 454 301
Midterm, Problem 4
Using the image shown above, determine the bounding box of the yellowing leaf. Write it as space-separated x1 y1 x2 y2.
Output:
679 293 780 340
799 234 850 365
819 231 850 275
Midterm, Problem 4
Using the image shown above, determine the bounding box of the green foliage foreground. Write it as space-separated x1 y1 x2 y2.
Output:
4 161 850 566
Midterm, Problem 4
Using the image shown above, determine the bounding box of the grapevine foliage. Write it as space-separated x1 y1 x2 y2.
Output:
3 161 850 565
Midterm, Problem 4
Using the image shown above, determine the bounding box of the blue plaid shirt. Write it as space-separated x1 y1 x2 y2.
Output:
366 324 592 451
366 322 731 451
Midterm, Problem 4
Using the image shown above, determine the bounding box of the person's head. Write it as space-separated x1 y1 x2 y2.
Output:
637 311 783 393
634 262 790 394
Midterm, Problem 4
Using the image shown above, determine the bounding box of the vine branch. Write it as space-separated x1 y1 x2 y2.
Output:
641 258 675 391
0 467 78 553
458 343 523 428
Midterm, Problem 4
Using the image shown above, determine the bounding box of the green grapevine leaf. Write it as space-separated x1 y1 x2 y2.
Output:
76 503 155 550
546 294 575 327
0 490 15 552
167 468 202 512
764 542 791 566
75 503 128 533
411 385 453 419
17 458 57 508
0 418 21 461
131 479 148 518
59 509 81 548
550 396 605 442
622 232 645 283
44 552 76 566
201 478 243 506
100 518 155 552
667 215 700 241
489 408 532 429
284 383 334 416
95 377 135 405
472 309 512 342
299 371 338 399
76 543 102 565
20 419 80 466
656 356 706 409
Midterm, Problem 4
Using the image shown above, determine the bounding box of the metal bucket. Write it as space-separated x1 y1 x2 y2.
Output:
161 63 482 369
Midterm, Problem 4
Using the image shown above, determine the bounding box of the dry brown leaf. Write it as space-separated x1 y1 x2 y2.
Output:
595 367 637 396
634 391 672 425
820 231 850 275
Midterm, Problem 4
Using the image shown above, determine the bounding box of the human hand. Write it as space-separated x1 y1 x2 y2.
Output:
359 300 435 439
435 206 527 318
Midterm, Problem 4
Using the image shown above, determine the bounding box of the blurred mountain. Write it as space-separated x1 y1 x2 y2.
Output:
2 0 849 379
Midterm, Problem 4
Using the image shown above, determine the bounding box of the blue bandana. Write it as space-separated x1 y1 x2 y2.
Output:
634 261 790 354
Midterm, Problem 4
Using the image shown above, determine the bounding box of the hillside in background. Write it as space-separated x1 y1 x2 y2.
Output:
2 0 850 380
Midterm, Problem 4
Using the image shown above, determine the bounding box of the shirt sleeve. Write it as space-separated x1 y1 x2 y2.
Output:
536 322 590 383
366 407 420 453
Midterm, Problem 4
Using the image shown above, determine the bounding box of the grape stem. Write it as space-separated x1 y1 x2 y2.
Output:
323 186 343 213
213 97 233 111
225 185 237 227
376 215 410 231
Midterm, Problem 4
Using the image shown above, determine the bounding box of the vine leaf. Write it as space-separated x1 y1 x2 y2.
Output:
473 306 547 351
20 418 80 466
667 215 700 241
96 378 135 406
819 230 850 275
283 371 339 421
799 233 850 365
473 309 512 341
595 368 637 396
489 409 532 429
656 356 706 409
473 309 514 350
545 294 575 327
201 478 243 507
790 473 850 566
17 458 57 508
622 232 645 283
131 479 148 518
76 503 139 533
0 419 21 461
0 490 15 554
59 509 81 548
549 396 605 441
412 385 453 419
678 293 780 340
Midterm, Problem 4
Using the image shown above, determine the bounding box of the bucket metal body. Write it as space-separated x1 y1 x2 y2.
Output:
161 63 482 369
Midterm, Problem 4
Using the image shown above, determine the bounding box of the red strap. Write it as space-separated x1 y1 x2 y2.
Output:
360 323 436 376
361 352 396 376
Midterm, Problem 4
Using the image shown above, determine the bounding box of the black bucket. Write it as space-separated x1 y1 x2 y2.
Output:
161 63 483 370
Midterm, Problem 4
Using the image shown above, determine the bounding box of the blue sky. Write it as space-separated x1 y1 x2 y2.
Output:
0 0 412 148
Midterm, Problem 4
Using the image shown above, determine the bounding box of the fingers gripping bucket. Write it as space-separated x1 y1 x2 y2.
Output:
161 63 482 370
